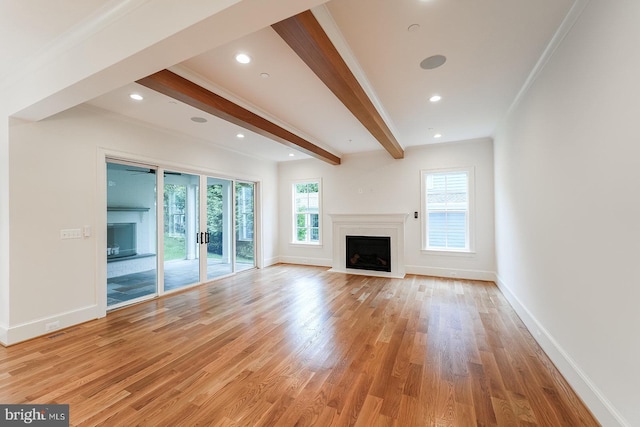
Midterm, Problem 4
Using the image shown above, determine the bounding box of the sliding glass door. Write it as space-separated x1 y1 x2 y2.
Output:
106 160 256 308
235 181 255 271
163 171 200 290
205 177 233 280
106 162 158 308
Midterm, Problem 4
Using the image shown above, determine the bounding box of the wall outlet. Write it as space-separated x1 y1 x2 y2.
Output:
45 321 60 332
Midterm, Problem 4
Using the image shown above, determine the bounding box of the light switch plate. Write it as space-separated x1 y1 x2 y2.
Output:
60 228 82 239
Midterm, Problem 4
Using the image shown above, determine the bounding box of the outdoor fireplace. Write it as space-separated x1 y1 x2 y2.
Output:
346 235 391 272
107 223 137 258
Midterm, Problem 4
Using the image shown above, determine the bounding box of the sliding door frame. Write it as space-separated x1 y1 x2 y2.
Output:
97 149 262 317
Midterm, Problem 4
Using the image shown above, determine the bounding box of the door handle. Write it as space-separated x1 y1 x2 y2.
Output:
196 232 209 244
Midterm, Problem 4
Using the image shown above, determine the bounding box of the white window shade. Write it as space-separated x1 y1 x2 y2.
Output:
423 169 473 252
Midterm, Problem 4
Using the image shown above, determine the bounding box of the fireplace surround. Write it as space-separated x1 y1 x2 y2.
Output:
329 213 408 278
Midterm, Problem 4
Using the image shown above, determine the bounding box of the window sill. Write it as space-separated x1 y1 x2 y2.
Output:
421 249 476 257
290 242 323 248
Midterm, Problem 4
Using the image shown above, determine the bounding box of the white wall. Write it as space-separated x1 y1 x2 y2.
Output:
493 1 640 426
4 105 278 345
278 138 495 280
0 115 9 343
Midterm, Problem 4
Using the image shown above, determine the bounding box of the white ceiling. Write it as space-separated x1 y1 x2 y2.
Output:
4 0 576 163
0 0 110 80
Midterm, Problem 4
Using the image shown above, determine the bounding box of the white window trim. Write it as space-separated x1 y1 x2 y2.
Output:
291 178 322 246
420 167 475 254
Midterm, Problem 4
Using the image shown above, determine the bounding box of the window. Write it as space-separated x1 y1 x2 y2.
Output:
422 168 473 252
292 180 321 244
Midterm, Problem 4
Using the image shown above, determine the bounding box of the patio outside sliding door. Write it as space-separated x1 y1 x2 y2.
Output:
106 162 158 308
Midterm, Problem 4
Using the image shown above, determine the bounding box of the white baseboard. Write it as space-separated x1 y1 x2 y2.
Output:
2 305 100 346
278 256 332 268
0 324 7 347
274 260 496 282
263 256 280 267
495 274 628 427
405 265 496 282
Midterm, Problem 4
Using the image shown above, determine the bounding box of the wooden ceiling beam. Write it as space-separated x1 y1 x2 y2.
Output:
272 10 404 159
137 69 341 165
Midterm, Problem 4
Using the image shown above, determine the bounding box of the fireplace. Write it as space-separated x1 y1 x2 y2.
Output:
346 235 391 272
329 213 408 278
107 223 137 259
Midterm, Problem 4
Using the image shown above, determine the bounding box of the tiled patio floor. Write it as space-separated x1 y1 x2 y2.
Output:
107 258 254 307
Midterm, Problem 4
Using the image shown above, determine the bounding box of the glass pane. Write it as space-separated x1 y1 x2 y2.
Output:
293 181 320 243
164 171 200 290
297 227 308 242
428 211 467 249
428 212 447 248
206 177 233 280
106 162 157 308
447 212 467 248
235 182 255 272
426 171 469 250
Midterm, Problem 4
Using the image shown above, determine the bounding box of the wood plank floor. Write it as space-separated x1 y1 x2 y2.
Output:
0 265 599 426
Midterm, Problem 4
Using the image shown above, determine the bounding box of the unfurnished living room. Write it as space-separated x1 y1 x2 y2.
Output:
0 1 637 426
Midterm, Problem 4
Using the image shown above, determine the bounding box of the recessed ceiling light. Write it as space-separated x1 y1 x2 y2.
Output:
429 95 442 102
420 54 447 70
236 133 245 138
235 53 251 64
260 72 270 78
434 133 442 138
288 153 295 157
407 24 420 32
129 93 143 101
191 117 207 123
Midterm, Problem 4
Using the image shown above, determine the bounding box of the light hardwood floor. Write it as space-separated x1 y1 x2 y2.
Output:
0 265 599 426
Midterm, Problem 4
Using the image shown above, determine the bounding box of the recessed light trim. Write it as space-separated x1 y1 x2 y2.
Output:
129 93 143 101
288 153 295 157
434 133 442 138
429 95 442 102
235 53 251 64
191 117 207 123
236 133 245 139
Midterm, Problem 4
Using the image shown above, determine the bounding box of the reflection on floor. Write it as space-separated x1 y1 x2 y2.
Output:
107 258 254 307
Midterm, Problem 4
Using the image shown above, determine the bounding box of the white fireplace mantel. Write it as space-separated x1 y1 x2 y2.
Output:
328 213 408 278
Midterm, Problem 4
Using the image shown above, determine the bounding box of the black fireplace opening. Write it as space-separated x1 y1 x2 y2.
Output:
346 235 391 273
